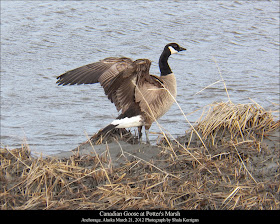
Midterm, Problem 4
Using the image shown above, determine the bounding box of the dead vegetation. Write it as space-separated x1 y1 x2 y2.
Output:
1 102 279 210
90 127 138 145
197 102 279 144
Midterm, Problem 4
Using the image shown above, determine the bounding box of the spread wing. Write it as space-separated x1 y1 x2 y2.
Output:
105 58 168 119
56 57 133 86
57 57 157 116
57 56 171 119
103 59 154 114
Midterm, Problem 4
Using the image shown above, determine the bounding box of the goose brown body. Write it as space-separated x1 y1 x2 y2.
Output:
57 43 185 143
136 73 177 129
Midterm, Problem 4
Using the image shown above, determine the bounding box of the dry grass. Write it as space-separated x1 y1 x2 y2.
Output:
0 146 112 209
1 101 279 210
90 128 139 145
197 102 279 144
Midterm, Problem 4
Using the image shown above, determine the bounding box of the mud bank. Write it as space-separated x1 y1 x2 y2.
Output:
1 102 279 209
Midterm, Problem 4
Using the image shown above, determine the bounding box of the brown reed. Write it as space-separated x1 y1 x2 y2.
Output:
1 101 279 210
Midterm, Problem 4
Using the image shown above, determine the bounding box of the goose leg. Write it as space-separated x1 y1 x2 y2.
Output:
145 129 150 145
138 126 143 143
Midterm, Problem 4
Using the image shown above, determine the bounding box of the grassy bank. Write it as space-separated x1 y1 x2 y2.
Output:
1 101 279 210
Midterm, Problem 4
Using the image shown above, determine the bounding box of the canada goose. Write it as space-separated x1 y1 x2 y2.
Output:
57 43 186 144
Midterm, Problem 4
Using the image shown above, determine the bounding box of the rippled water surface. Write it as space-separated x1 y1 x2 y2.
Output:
1 1 279 154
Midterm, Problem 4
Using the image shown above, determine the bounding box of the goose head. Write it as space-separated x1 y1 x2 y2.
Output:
166 43 186 55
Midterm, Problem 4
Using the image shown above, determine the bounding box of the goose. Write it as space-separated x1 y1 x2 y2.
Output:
57 43 186 144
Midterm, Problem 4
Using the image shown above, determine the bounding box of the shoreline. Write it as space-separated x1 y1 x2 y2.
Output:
1 102 279 210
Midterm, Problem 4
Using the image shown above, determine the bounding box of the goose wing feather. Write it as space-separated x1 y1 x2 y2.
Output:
103 59 152 113
57 57 169 120
56 57 133 86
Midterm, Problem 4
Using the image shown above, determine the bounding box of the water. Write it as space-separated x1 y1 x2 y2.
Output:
1 1 279 154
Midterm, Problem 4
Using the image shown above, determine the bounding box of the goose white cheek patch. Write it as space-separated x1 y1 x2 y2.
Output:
168 46 178 54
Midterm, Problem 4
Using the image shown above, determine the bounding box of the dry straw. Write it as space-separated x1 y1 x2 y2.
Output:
1 99 279 210
197 101 279 144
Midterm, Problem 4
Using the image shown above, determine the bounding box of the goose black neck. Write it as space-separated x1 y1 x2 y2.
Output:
159 49 172 76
